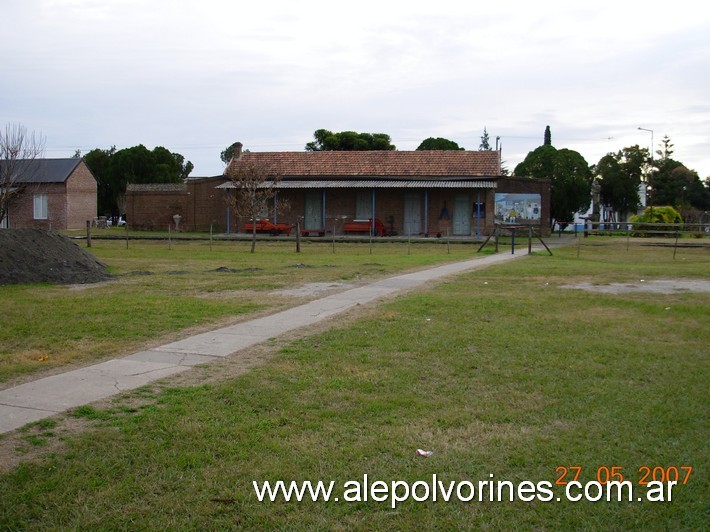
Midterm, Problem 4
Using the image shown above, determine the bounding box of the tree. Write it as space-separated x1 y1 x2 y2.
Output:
479 127 491 150
514 144 592 228
593 145 647 221
544 125 552 146
416 137 464 150
656 134 674 161
652 159 709 213
0 123 45 225
84 145 117 219
84 144 193 218
305 129 396 151
220 142 245 165
226 161 282 253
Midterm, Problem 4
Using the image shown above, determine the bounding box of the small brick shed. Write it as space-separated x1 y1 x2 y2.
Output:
1 158 97 230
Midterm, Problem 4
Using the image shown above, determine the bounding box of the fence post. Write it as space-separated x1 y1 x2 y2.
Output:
528 225 532 254
86 220 92 248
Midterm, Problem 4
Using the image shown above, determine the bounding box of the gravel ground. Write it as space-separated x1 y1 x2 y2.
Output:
561 279 710 294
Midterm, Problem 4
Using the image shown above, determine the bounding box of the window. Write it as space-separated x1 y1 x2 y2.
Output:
33 193 48 220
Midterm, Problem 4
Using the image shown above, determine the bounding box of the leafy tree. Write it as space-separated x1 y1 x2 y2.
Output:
221 142 239 165
84 146 117 219
514 144 592 228
305 129 395 151
544 125 552 146
652 159 709 212
416 137 464 150
639 135 710 213
479 128 491 150
84 144 192 218
0 123 45 225
593 145 647 221
226 161 282 253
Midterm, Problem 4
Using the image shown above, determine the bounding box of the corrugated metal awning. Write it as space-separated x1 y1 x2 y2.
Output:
216 179 497 190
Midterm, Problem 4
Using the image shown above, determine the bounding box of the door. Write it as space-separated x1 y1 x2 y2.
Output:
453 194 471 235
355 190 373 220
403 193 421 236
304 190 322 229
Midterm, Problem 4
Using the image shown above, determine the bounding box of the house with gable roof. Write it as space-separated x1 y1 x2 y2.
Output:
0 158 97 230
126 143 550 236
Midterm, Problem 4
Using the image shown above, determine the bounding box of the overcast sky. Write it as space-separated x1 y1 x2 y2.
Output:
2 0 709 178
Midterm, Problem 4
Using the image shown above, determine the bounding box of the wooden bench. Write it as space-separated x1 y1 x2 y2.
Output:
244 218 293 236
343 218 388 236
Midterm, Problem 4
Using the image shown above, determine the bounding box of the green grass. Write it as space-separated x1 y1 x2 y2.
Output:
0 238 475 383
0 239 707 529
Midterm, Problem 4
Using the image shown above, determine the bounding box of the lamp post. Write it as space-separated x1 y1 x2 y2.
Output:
637 127 654 165
638 127 654 218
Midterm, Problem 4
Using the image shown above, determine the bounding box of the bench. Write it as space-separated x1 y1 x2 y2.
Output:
244 218 293 236
343 218 388 236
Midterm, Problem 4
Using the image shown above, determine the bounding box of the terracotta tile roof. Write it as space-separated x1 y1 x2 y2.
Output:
225 150 501 179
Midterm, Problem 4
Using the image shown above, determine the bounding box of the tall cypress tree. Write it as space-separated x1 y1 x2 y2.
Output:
544 125 552 146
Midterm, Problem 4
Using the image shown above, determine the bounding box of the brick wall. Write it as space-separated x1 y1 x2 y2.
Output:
65 161 97 229
185 177 231 232
7 183 67 230
126 185 188 230
125 177 550 236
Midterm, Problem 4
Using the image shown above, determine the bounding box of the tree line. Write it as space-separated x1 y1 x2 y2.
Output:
515 126 710 227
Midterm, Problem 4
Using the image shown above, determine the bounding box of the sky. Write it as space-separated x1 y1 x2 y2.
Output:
2 0 709 178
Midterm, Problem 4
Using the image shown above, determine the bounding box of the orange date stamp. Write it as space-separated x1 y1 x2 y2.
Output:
555 465 693 486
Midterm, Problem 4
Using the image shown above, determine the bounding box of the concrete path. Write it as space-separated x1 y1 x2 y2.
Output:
0 248 533 434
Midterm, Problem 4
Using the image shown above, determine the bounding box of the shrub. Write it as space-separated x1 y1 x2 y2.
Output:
629 206 682 236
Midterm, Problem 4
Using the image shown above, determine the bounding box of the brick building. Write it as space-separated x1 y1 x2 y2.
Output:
1 158 97 230
125 144 550 236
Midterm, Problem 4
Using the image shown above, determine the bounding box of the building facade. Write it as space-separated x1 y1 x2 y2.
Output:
126 144 550 236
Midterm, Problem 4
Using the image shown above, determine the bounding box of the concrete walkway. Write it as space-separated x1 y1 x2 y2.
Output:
0 248 533 434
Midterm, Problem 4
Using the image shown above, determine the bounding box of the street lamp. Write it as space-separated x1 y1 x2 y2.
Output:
637 126 654 166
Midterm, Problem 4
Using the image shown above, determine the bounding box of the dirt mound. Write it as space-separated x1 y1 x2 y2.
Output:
0 229 112 285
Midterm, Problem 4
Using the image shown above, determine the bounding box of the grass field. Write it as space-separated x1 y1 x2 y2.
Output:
0 238 708 529
0 238 476 384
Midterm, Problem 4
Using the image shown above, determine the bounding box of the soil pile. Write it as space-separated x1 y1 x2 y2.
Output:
0 229 112 285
